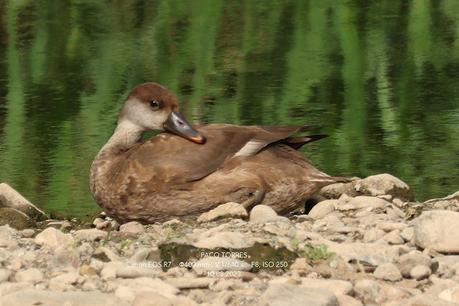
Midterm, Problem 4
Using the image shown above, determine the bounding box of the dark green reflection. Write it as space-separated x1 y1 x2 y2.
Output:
0 0 458 218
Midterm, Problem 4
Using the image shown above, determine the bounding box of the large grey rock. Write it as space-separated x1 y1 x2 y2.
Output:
34 227 74 248
413 210 459 253
320 182 358 199
354 174 412 201
0 289 129 306
0 183 47 221
197 202 247 222
259 283 339 306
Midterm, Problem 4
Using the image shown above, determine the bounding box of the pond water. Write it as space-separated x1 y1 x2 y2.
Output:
0 1 458 218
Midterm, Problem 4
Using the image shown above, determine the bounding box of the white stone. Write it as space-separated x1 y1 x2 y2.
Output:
374 263 402 281
413 210 459 253
119 221 145 235
197 202 247 222
259 283 339 306
410 265 431 280
299 278 353 296
354 174 412 201
14 268 44 284
249 205 287 223
337 196 390 211
308 200 338 220
193 231 254 249
73 228 107 242
0 270 11 283
0 289 130 306
34 227 74 248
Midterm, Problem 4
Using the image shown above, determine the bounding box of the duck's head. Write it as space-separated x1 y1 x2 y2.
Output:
119 82 206 144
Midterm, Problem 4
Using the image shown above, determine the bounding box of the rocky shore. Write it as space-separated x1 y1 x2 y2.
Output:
0 174 459 306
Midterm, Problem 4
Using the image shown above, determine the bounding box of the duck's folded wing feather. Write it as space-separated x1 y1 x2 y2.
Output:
127 124 308 184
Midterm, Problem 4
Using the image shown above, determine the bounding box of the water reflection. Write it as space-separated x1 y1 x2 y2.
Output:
0 0 458 217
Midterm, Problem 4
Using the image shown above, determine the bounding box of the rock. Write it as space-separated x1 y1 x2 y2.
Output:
119 221 145 235
197 202 248 222
115 264 161 278
337 195 390 211
363 228 386 243
259 283 339 306
249 205 286 223
0 289 129 306
354 174 412 201
52 245 80 268
0 225 17 248
0 183 47 220
397 253 433 278
19 229 35 238
14 268 44 283
34 227 74 248
383 230 405 245
79 265 98 277
290 258 313 272
336 295 363 306
0 208 35 230
439 286 459 304
354 279 383 304
390 294 458 306
165 277 214 289
192 256 252 274
0 270 11 283
400 227 414 242
132 291 198 306
308 200 337 220
413 210 459 253
319 182 358 199
115 277 179 298
193 231 254 249
410 265 431 280
73 228 107 242
48 271 79 291
299 278 353 296
325 242 402 266
373 263 402 281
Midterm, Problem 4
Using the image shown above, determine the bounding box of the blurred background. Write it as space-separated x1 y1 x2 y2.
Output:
0 0 458 218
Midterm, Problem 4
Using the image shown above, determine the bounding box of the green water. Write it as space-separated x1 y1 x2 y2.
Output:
0 1 458 218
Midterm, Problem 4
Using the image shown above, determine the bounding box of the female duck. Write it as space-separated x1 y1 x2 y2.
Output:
90 82 346 223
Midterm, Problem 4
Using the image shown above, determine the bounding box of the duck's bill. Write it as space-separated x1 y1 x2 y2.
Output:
163 111 206 144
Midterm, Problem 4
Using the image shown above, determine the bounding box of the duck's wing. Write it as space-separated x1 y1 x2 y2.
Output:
127 124 318 184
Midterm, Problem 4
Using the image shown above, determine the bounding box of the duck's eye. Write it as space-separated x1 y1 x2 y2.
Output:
149 100 161 110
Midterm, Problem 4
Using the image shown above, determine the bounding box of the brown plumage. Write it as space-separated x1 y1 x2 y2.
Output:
90 82 347 223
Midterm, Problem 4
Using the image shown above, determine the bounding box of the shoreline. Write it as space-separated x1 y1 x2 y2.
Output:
0 173 459 305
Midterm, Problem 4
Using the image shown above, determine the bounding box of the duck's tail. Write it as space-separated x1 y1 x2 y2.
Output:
282 134 328 150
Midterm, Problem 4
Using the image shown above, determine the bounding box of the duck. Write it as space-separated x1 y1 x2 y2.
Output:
90 82 348 223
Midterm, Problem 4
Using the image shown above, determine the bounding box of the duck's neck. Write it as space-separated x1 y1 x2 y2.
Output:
100 120 144 155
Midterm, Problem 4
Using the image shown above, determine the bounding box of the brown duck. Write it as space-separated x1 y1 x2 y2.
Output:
90 82 347 223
